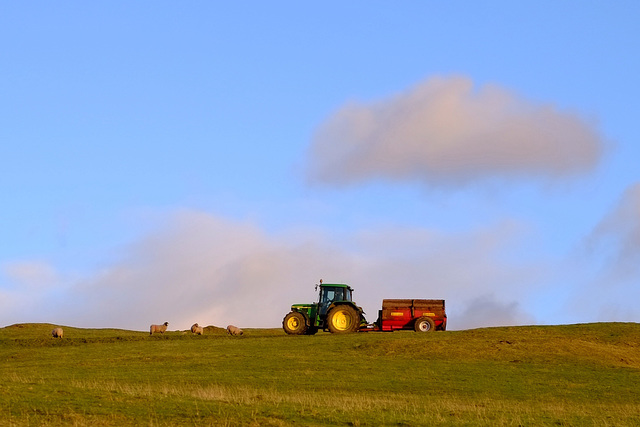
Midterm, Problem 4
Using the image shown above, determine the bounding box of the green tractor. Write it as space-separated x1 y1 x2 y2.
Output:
282 281 365 334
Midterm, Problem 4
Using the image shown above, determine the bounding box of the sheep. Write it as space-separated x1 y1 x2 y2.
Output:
150 322 169 335
226 325 243 336
51 327 63 338
191 323 204 335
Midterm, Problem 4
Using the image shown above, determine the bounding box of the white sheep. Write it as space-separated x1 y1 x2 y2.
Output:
226 325 243 336
191 323 204 335
51 327 63 338
150 322 169 335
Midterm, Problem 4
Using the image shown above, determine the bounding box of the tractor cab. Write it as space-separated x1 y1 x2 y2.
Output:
318 283 353 316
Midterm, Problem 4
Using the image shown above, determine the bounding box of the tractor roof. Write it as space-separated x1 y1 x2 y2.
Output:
320 283 351 288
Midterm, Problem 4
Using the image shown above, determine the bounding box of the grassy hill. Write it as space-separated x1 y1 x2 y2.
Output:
1 322 639 426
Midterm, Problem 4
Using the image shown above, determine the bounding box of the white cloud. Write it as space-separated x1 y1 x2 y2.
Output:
556 183 640 324
308 75 604 187
5 186 639 331
453 294 536 330
589 183 640 281
1 260 58 289
0 210 547 331
0 260 65 325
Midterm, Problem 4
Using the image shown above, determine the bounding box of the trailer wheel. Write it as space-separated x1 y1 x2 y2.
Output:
414 317 435 333
327 305 359 333
283 311 308 335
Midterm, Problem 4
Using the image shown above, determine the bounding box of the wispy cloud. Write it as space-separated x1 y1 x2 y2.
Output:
1 260 58 289
308 75 604 187
0 210 546 331
0 260 64 324
564 183 640 322
589 182 640 282
3 199 638 330
454 295 535 330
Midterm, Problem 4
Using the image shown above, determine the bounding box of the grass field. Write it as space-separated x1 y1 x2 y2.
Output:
1 322 639 426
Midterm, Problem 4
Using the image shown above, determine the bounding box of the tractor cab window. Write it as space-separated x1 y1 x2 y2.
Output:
321 288 337 304
319 287 340 316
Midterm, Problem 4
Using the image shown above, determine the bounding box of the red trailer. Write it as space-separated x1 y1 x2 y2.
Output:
368 299 447 332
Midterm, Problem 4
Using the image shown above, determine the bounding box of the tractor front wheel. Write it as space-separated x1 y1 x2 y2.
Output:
414 316 436 332
283 311 308 335
327 305 359 333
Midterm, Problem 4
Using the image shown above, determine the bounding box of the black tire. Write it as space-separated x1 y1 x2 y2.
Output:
283 311 308 335
414 316 435 332
327 305 360 334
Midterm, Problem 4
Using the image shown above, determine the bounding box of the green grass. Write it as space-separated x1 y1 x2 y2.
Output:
1 323 639 426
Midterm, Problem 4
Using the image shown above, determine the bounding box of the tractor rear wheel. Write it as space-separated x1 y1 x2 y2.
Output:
283 311 308 335
414 316 435 332
327 305 359 333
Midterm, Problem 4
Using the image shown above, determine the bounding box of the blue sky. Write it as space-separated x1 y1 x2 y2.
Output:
1 2 639 330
